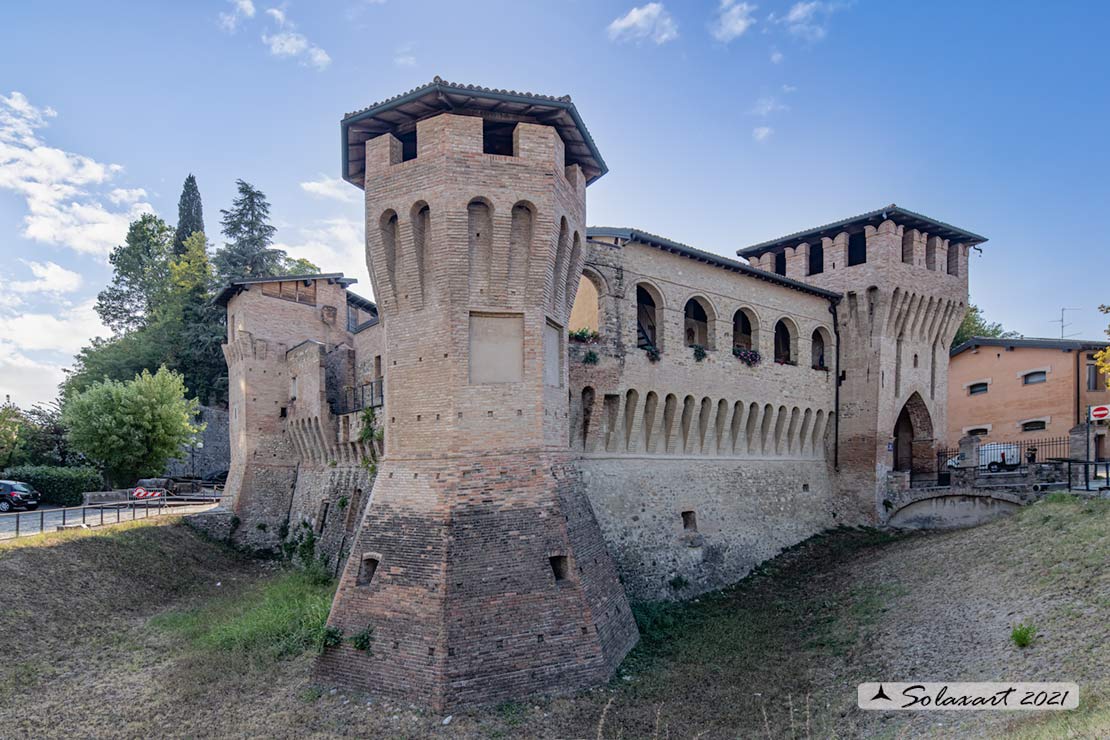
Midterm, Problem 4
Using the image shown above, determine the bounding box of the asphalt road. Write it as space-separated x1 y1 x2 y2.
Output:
0 501 218 540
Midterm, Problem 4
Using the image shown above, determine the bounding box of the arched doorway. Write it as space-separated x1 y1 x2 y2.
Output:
892 392 934 472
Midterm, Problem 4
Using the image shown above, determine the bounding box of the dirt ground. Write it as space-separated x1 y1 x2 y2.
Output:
0 496 1106 739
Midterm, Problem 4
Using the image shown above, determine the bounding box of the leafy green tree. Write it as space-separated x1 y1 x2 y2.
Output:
63 331 168 401
214 179 286 281
15 401 76 467
951 302 1019 349
62 367 202 487
0 400 24 469
281 256 322 276
95 214 174 334
173 174 205 256
153 231 227 403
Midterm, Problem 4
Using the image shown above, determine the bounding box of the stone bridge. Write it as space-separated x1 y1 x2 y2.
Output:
882 483 1038 529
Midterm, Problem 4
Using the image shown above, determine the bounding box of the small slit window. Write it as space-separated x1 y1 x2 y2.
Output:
968 382 989 396
681 510 697 532
357 554 380 586
1022 420 1047 432
774 251 786 276
316 501 329 534
549 555 569 582
968 428 989 437
1023 371 1047 385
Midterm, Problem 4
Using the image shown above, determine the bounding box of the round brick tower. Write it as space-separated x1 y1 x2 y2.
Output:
315 79 638 710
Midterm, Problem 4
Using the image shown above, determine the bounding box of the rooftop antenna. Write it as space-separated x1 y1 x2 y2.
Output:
1051 307 1081 339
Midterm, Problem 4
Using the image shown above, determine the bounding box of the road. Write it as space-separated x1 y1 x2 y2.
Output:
0 501 219 540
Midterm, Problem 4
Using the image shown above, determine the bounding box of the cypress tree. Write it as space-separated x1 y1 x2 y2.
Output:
173 174 205 255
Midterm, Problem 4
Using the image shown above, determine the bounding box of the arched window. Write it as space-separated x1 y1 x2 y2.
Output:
733 309 757 350
811 328 829 370
636 284 661 350
684 298 712 348
569 270 602 336
774 320 795 364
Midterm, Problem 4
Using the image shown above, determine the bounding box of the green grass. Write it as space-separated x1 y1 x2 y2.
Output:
1010 621 1038 648
153 563 336 662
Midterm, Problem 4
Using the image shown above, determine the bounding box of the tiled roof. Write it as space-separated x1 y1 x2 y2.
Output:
341 77 606 186
738 204 988 257
951 336 1108 357
588 227 841 301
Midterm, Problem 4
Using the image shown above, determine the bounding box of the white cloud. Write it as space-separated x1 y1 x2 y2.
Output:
770 49 784 63
107 187 147 205
752 126 774 142
750 96 787 116
0 341 67 408
0 91 154 257
782 83 797 93
300 174 357 203
6 261 83 295
274 217 370 297
712 1 757 42
264 7 286 26
393 44 416 67
219 0 256 32
607 3 678 44
776 1 843 41
0 299 106 355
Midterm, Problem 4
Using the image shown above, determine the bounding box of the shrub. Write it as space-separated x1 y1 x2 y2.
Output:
320 625 343 653
1011 622 1038 648
644 345 661 363
350 624 375 653
691 344 707 362
569 328 600 343
1 464 102 506
732 347 761 367
582 350 599 365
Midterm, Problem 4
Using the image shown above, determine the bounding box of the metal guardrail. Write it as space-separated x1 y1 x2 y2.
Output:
0 497 222 541
336 378 384 415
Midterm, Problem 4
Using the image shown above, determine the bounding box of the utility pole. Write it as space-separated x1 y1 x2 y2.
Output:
1051 307 1081 339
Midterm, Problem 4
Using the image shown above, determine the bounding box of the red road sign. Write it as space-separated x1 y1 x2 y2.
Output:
1091 405 1110 421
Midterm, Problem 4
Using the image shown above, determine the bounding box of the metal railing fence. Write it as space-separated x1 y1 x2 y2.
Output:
0 497 221 541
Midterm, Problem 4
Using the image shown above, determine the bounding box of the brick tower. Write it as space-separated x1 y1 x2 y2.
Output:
739 206 986 520
316 79 638 709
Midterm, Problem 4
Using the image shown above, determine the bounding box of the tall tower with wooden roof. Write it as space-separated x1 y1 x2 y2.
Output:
316 79 638 709
739 205 986 519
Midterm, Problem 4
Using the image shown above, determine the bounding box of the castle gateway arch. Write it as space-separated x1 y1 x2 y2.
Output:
893 391 934 473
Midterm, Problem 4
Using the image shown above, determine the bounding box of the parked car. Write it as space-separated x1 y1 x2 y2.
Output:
945 443 1023 473
0 480 42 512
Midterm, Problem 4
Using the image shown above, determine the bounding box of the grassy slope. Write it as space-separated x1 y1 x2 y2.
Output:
0 498 1106 738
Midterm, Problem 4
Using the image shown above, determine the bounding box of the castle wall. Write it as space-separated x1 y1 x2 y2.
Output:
566 237 843 598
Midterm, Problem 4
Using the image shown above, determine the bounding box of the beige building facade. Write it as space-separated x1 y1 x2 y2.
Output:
948 337 1109 458
213 79 987 710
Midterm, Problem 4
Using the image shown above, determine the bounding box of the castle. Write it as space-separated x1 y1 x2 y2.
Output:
213 78 984 710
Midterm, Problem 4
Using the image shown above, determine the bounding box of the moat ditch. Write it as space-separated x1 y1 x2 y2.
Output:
0 496 1106 738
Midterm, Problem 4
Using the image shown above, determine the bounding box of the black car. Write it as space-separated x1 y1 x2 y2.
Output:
0 480 42 513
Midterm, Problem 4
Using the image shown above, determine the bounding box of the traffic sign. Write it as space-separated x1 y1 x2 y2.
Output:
1091 405 1110 421
131 487 163 499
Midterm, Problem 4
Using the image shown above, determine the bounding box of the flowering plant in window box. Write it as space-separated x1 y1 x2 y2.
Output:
581 350 599 365
691 344 707 362
569 328 600 343
733 347 761 367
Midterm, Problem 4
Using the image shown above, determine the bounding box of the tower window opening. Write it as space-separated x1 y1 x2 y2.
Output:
774 251 787 275
847 232 867 266
398 130 417 162
808 243 824 275
681 510 697 531
357 554 380 587
482 120 517 156
636 285 659 350
549 555 569 581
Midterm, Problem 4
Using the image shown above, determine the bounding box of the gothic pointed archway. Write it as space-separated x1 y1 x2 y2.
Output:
893 392 934 472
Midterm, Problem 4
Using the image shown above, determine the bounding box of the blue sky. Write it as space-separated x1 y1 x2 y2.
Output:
2 0 1109 405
